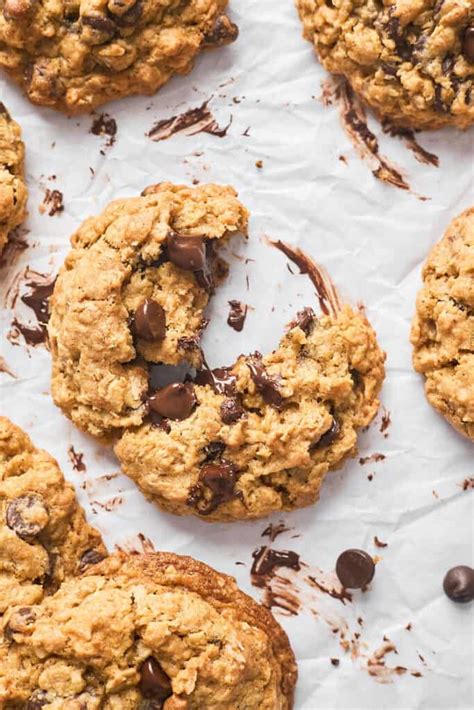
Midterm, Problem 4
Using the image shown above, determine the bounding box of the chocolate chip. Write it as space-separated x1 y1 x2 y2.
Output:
463 27 474 62
4 606 36 640
82 14 116 34
443 566 474 603
336 549 375 589
78 549 106 573
202 440 226 462
139 657 172 701
188 459 241 515
6 495 49 541
248 356 285 409
310 418 340 450
220 398 245 424
134 299 166 341
25 691 49 709
203 15 239 46
148 383 196 421
167 231 206 271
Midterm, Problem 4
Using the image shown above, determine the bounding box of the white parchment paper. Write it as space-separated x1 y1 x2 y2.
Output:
1 2 473 708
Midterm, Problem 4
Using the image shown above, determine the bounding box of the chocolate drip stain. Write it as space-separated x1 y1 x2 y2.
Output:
8 268 56 347
261 521 292 542
148 99 232 142
251 546 301 582
40 188 64 216
381 119 439 167
227 299 248 331
270 239 341 317
321 78 411 192
67 445 86 473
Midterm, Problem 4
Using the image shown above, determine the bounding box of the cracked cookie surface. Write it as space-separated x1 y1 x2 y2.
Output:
0 0 238 114
48 182 249 439
0 551 297 708
0 417 106 617
296 0 474 129
411 208 474 440
116 305 385 521
0 103 27 254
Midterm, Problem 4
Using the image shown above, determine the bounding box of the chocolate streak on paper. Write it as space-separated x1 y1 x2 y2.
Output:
148 100 232 142
321 77 410 191
40 189 64 216
7 268 56 347
359 453 386 465
67 445 86 473
227 300 248 331
270 239 341 317
0 227 28 270
261 521 292 542
381 120 439 167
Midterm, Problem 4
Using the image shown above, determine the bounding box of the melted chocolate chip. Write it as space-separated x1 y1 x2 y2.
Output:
134 299 166 341
251 547 301 577
463 27 474 62
202 440 226 462
148 383 196 421
248 356 285 409
6 495 49 541
166 231 213 291
220 398 245 424
386 17 413 61
227 300 248 332
195 366 237 396
188 460 241 515
443 566 474 603
139 657 172 701
310 418 340 450
4 606 36 640
78 549 106 573
336 549 375 589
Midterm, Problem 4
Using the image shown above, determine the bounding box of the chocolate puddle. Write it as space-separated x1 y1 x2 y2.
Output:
7 268 56 347
270 239 341 317
148 99 232 142
67 445 86 473
381 119 439 167
40 189 64 217
321 77 412 192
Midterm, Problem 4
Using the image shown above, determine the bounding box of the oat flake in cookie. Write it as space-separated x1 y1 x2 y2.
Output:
0 552 297 708
296 0 474 129
0 0 238 114
411 208 474 440
0 103 27 254
0 418 106 616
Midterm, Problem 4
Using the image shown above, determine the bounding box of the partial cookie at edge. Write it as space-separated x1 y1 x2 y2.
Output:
0 103 27 253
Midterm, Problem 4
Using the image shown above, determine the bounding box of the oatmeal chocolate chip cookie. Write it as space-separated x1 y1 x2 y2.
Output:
0 103 27 254
411 208 474 440
0 551 297 708
48 183 249 439
0 417 107 616
115 305 385 521
296 0 474 129
0 0 238 114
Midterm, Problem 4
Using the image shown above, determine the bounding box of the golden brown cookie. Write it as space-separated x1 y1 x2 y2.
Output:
0 0 238 114
0 417 106 616
296 0 474 129
116 305 385 521
0 103 27 254
48 182 249 439
411 208 474 440
0 551 297 708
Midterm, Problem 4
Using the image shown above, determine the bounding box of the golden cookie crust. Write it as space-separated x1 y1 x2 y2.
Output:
0 417 106 616
0 103 27 254
0 0 238 114
296 0 474 129
0 551 297 708
48 182 249 439
411 208 474 440
116 305 386 521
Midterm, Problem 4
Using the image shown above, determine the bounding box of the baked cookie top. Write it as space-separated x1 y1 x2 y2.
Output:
296 0 474 129
0 417 106 616
0 103 27 253
0 551 297 709
0 0 238 114
48 182 249 439
116 304 385 521
411 208 474 440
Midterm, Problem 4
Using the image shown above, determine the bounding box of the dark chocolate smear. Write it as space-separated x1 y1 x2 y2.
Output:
227 300 248 331
187 459 241 515
251 546 301 581
248 355 285 409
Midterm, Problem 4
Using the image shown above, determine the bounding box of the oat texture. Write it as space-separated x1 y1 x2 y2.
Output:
0 0 238 114
411 207 474 440
296 0 474 129
0 552 297 708
0 103 27 254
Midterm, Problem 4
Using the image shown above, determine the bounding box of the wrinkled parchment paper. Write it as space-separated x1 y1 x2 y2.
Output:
1 2 473 708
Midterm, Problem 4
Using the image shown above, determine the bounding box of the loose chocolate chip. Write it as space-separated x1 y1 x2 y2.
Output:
78 549 106 573
463 27 474 62
443 566 474 603
6 495 49 541
25 690 49 710
148 383 196 421
4 606 36 640
248 356 285 409
166 231 213 291
220 398 245 424
336 549 375 589
139 657 172 700
134 299 166 341
310 418 340 451
203 15 239 46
